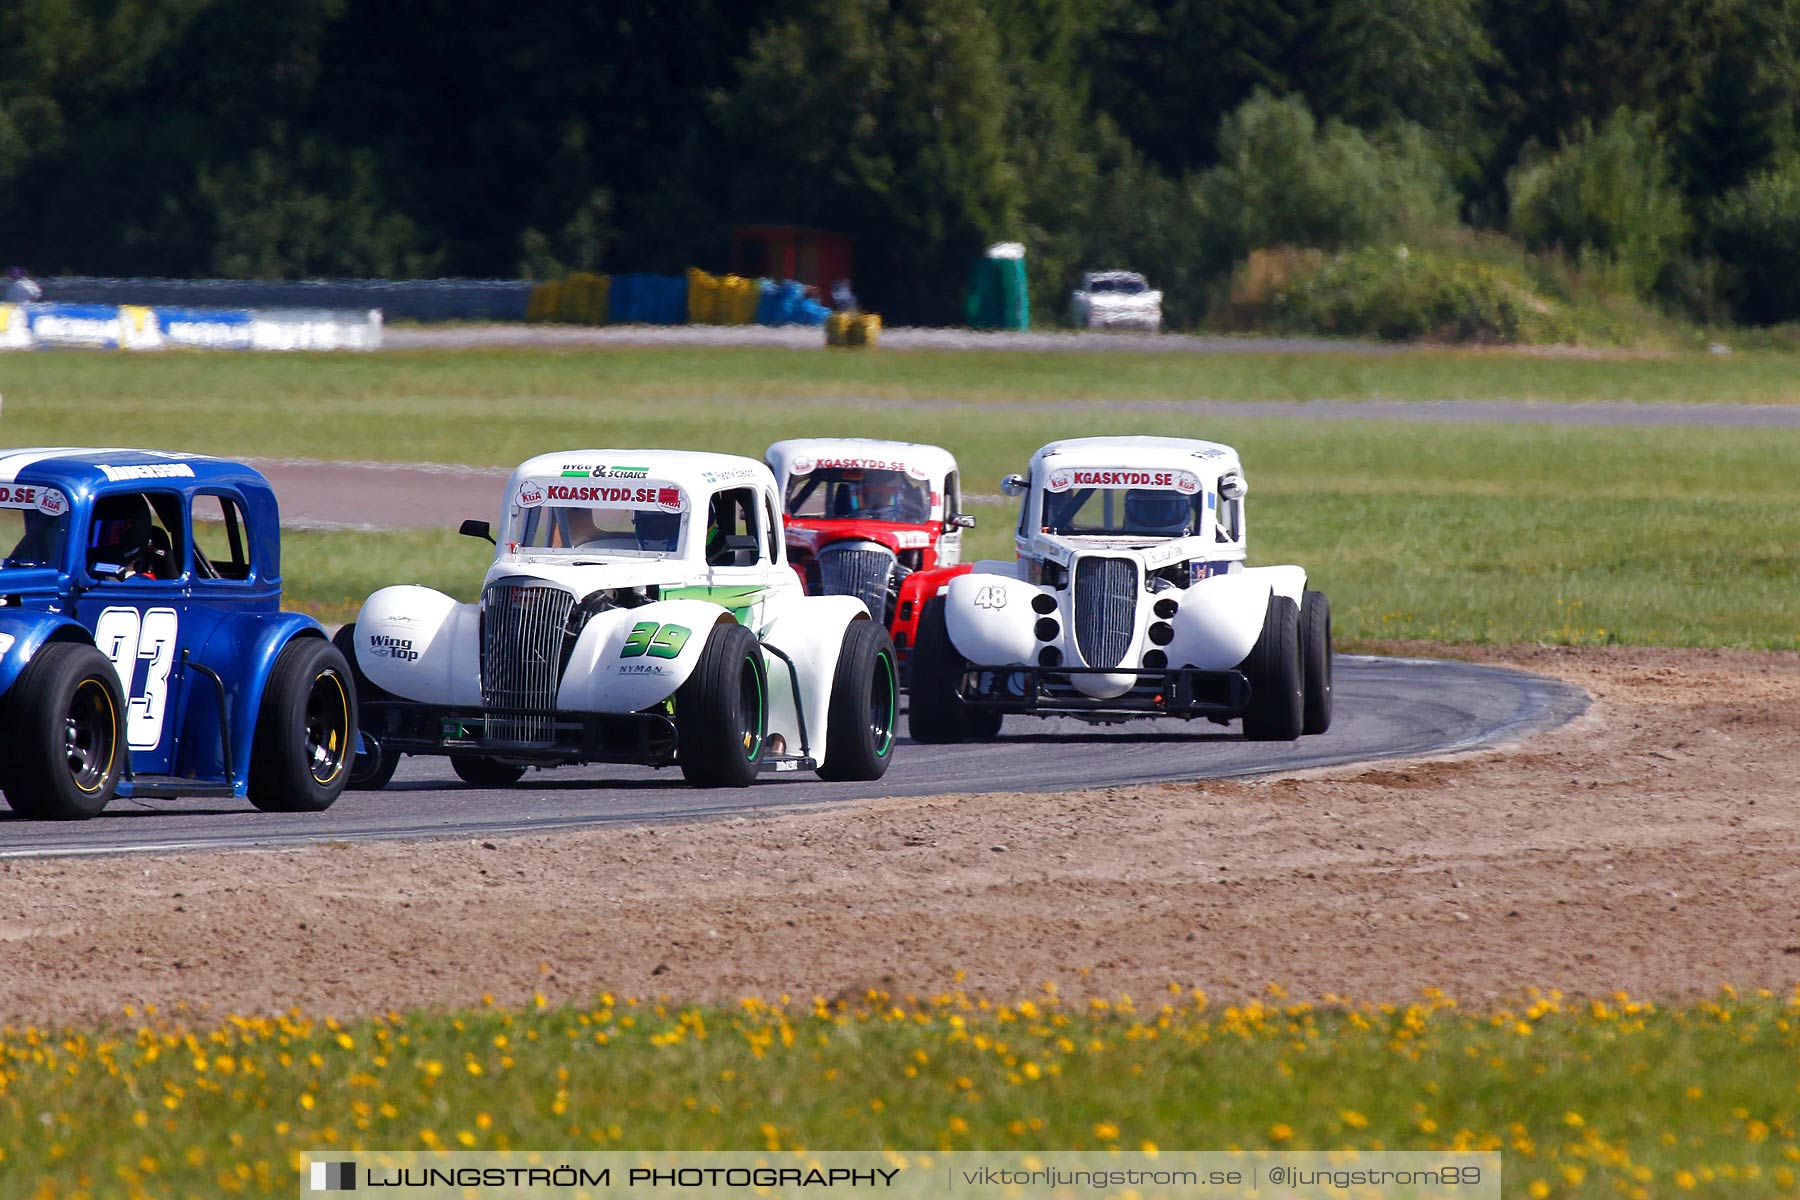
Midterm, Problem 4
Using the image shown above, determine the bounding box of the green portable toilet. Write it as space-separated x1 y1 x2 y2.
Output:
965 242 1029 330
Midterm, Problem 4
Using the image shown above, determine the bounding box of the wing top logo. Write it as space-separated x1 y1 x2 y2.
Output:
516 481 546 508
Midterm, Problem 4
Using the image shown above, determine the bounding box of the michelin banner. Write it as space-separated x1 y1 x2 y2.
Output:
0 304 31 350
0 303 381 351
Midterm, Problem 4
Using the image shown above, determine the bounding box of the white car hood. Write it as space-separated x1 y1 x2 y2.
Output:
482 556 680 595
1032 532 1210 571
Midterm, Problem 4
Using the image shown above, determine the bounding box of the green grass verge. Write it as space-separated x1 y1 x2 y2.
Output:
272 415 1799 649
1 344 1799 464
7 348 1795 646
3 992 1795 1197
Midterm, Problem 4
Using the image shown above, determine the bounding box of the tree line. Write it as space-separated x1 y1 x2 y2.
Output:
3 0 1799 326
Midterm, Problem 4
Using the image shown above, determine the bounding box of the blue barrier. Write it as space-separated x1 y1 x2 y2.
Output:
752 279 830 327
607 273 688 325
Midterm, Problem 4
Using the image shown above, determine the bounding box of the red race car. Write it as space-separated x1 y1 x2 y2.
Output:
765 439 975 661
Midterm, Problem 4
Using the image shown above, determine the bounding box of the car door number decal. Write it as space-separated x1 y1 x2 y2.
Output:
620 621 692 660
94 606 179 751
973 585 1008 609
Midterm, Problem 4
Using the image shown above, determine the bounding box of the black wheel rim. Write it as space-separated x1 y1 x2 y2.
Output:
66 678 119 794
305 670 351 784
740 656 764 761
869 649 897 757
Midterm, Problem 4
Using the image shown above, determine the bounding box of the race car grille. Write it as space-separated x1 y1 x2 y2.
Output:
819 546 896 623
1073 556 1138 669
481 581 576 744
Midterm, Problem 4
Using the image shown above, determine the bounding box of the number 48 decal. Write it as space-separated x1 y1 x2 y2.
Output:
94 606 179 751
620 621 692 659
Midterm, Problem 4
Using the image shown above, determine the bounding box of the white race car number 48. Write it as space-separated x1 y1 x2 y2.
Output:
973 586 1008 610
94 606 179 751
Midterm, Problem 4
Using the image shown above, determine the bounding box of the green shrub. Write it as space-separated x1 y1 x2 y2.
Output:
1192 91 1458 267
1708 155 1800 324
1507 109 1690 296
1214 243 1655 345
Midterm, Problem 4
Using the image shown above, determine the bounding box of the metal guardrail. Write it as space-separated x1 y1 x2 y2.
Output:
41 277 533 323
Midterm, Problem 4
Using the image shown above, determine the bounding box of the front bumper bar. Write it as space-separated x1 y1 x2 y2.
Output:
358 701 819 774
956 664 1250 718
360 700 680 767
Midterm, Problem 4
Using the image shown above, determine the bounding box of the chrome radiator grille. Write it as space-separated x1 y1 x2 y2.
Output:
1073 556 1138 669
481 581 575 744
819 545 897 623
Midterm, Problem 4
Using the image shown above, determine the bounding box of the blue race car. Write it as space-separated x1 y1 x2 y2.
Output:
0 448 356 819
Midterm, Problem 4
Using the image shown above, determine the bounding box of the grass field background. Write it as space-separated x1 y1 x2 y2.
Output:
2 990 1795 1198
5 347 1796 646
5 344 1800 423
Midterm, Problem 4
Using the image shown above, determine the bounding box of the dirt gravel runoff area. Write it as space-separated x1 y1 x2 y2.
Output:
2 646 1795 1025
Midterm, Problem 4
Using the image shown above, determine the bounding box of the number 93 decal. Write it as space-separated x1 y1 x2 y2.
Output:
94 606 179 751
620 621 692 660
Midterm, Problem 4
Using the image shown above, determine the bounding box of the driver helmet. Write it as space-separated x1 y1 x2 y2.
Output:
1123 488 1192 536
88 494 157 576
632 509 681 552
860 474 904 509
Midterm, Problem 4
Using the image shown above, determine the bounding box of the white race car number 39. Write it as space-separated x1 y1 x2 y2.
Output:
94 606 179 751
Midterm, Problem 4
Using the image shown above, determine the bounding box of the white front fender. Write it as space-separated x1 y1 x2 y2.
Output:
758 595 867 766
943 572 1045 666
1163 565 1307 670
356 586 482 706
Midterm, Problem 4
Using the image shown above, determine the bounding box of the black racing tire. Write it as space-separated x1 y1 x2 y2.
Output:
1300 589 1334 735
907 596 980 743
817 619 899 782
452 756 528 787
1241 594 1304 742
1 642 125 820
966 707 1004 741
248 637 356 813
676 622 767 787
333 623 400 791
347 737 400 791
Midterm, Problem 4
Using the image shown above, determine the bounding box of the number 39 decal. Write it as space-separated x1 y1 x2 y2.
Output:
94 606 179 751
620 621 692 660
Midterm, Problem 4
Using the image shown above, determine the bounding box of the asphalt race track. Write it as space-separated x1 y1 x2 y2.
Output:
0 656 1587 858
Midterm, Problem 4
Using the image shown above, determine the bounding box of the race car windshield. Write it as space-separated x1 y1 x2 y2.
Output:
514 506 685 556
1089 277 1146 294
785 469 930 523
2 509 68 568
1043 487 1203 538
